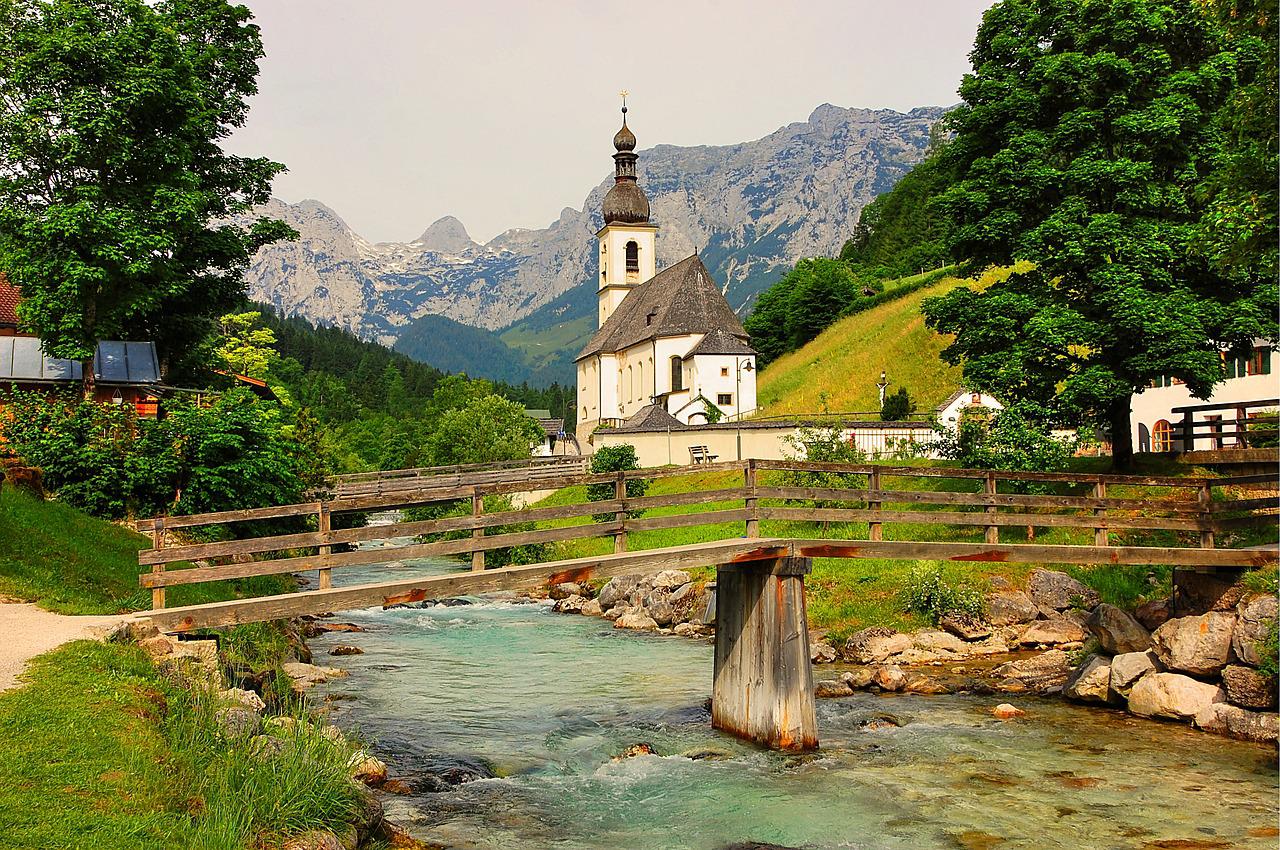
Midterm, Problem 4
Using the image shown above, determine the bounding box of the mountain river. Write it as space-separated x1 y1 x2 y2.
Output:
310 521 1278 850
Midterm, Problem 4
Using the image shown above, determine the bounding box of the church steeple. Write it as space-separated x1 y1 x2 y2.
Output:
603 96 650 225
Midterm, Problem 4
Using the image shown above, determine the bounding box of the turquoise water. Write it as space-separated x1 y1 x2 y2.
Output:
313 530 1278 849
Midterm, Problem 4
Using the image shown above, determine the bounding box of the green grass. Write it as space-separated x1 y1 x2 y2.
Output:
0 639 366 850
0 487 290 615
525 457 1245 637
756 263 1034 416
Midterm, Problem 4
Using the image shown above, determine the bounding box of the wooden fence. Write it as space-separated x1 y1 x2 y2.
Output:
135 459 1276 612
325 455 589 499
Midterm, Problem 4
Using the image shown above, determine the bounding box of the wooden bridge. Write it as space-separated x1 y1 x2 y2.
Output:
133 459 1275 751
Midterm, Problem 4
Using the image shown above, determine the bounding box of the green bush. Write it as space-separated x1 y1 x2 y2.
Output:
587 444 650 519
933 404 1075 486
900 563 985 623
880 386 915 421
780 399 868 503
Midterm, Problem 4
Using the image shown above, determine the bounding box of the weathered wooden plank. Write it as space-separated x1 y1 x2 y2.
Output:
1210 497 1279 513
140 522 624 589
711 556 817 751
625 488 746 511
755 485 1204 513
625 509 750 533
789 539 1278 568
142 539 795 631
752 459 1210 488
756 506 1211 532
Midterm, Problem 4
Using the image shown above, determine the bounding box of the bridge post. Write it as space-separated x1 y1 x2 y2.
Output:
711 555 817 751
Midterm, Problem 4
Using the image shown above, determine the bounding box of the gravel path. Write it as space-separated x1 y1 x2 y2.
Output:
0 603 124 692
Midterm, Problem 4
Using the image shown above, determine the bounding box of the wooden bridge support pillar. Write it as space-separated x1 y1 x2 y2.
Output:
711 556 817 751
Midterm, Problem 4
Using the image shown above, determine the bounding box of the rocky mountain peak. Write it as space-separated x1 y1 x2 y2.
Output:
415 215 477 254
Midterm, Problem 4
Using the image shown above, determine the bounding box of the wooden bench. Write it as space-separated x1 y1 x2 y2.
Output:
690 445 719 464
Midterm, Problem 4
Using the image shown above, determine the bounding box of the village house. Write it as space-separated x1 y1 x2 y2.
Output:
575 108 758 446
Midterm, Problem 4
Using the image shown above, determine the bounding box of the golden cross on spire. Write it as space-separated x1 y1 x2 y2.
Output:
619 89 629 112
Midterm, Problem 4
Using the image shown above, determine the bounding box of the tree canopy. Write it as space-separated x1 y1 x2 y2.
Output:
921 0 1277 467
0 0 293 382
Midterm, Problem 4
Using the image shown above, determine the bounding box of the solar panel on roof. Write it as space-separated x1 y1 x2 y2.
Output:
95 341 128 382
122 341 159 382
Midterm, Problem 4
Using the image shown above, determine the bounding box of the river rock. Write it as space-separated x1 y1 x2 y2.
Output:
547 582 581 600
912 630 968 654
905 674 950 695
844 627 911 664
328 645 364 656
992 703 1025 719
602 605 625 621
1063 655 1113 704
673 622 704 637
598 575 639 610
282 661 348 694
1018 617 1086 647
553 594 588 614
1193 702 1280 743
1127 672 1225 720
872 664 907 692
651 569 691 591
348 751 388 785
1027 569 1099 611
215 706 262 739
1233 594 1278 667
1221 664 1278 710
281 830 345 850
810 641 838 663
815 679 855 698
991 650 1072 693
221 687 266 713
614 610 659 631
1086 603 1151 654
1134 598 1172 631
842 668 876 689
1151 611 1237 676
670 583 708 624
248 734 288 760
940 612 991 641
579 598 602 617
612 743 657 761
642 589 677 625
985 591 1039 626
1109 650 1163 696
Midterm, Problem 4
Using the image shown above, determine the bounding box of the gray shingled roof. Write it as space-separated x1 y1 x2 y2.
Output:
577 254 748 360
0 338 160 384
611 404 687 432
683 328 755 358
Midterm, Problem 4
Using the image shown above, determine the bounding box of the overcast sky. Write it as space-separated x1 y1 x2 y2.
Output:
225 1 992 244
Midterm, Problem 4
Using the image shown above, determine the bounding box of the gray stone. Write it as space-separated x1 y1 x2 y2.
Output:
553 594 588 614
220 687 266 712
1128 672 1225 720
912 630 968 654
548 582 584 600
1109 650 1163 696
843 627 911 663
1151 612 1237 676
1134 598 1172 631
248 735 288 760
650 569 691 590
1063 655 1113 704
904 675 951 695
842 668 876 689
643 589 677 625
872 664 906 692
1018 617 1087 647
579 598 603 617
598 575 640 610
815 679 855 698
1221 664 1278 710
281 830 345 850
1233 594 1278 667
1193 702 1279 743
985 590 1039 625
614 610 659 631
1086 603 1151 654
810 641 838 663
328 644 364 656
1027 569 1100 611
672 622 702 637
215 706 262 739
940 611 991 641
991 650 1072 693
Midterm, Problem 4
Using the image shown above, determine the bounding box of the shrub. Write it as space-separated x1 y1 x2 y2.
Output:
933 403 1075 486
880 386 915 421
901 563 985 623
780 397 868 502
587 444 650 519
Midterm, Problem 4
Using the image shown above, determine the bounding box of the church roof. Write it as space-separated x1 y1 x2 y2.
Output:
683 328 755 358
614 404 686 432
577 254 748 360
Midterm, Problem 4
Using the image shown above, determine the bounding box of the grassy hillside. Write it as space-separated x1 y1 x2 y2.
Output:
756 264 1030 416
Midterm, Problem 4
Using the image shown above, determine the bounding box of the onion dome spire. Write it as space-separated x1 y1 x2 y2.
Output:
603 91 650 225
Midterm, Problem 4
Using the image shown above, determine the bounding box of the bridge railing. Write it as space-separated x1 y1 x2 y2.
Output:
135 459 1276 611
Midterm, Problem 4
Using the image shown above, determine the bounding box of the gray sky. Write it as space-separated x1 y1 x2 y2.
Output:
226 0 992 244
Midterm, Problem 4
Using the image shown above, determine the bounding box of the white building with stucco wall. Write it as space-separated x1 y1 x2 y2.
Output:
575 108 757 446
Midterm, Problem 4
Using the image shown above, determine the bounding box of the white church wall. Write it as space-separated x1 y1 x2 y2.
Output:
688 353 757 422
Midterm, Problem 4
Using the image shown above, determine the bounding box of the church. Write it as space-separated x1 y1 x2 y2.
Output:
575 107 757 446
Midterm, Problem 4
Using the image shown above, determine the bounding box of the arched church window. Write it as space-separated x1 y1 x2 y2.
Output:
670 356 683 392
626 366 632 402
626 241 639 273
638 362 644 402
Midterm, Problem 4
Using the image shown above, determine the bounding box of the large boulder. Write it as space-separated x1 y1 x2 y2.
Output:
1193 702 1280 743
1134 598 1172 631
843 627 911 664
1109 650 1163 697
215 706 262 739
814 678 855 698
985 591 1039 626
642 589 677 625
553 595 588 614
598 575 640 610
1086 603 1151 655
1027 569 1099 611
1063 655 1114 704
991 650 1072 693
1018 617 1087 647
1220 664 1278 710
580 598 603 617
614 610 659 631
1127 672 1225 721
911 630 968 654
872 664 906 692
1150 612 1237 677
1232 594 1278 667
650 570 691 591
548 582 584 600
940 612 991 641
810 641 838 664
